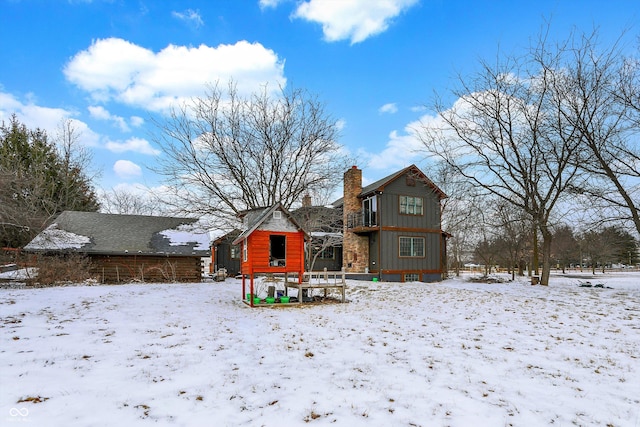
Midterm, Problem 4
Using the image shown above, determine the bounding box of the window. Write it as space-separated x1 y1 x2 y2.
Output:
242 239 248 262
269 235 286 266
399 237 425 257
313 246 335 259
404 273 420 282
399 196 423 215
362 196 377 227
230 245 240 259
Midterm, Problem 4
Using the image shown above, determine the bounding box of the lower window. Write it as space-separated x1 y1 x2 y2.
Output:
404 273 420 282
399 236 425 257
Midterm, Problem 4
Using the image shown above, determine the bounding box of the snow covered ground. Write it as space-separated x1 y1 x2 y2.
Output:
1 273 639 426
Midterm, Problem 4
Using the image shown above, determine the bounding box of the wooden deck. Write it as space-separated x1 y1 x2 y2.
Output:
285 270 346 303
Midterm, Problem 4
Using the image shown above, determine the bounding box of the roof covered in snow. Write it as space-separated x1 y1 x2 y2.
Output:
23 211 210 257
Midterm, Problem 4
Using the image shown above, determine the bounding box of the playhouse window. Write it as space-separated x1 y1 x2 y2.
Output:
270 235 286 266
243 239 248 262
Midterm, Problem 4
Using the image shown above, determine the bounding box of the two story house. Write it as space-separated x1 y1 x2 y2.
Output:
335 164 447 282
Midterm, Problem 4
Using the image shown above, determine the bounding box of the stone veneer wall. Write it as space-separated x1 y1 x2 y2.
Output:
342 166 369 273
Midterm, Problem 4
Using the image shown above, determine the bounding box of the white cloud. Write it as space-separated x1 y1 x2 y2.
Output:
0 90 101 147
172 9 204 28
293 0 419 44
379 102 398 114
130 116 144 127
259 0 285 9
64 38 286 113
105 137 160 155
88 105 130 132
113 160 142 179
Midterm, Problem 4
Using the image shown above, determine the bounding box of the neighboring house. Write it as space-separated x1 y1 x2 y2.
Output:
334 164 447 282
23 211 210 283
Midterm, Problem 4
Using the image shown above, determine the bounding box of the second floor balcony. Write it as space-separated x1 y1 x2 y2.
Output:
346 210 378 233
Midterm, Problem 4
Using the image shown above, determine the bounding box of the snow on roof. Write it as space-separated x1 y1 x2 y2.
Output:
159 228 210 251
24 224 91 250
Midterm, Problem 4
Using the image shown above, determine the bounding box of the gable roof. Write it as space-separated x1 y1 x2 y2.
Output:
23 211 210 257
333 164 447 207
232 203 310 245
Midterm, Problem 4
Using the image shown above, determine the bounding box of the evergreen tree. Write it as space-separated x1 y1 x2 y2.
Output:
0 115 99 248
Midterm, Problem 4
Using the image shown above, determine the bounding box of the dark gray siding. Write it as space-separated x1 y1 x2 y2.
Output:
375 170 443 280
378 177 441 229
379 231 441 272
214 242 241 276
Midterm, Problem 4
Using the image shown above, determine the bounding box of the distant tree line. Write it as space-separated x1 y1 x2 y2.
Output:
465 220 638 277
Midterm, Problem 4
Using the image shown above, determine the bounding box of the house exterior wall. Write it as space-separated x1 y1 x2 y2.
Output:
89 254 203 283
212 242 241 276
375 171 443 282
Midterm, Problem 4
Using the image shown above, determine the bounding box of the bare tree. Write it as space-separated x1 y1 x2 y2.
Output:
490 201 531 280
100 187 162 216
550 30 640 238
415 29 590 286
432 161 485 276
152 81 350 230
550 224 579 273
293 203 343 272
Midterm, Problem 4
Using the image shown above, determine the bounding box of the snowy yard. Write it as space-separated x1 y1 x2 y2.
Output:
1 273 639 426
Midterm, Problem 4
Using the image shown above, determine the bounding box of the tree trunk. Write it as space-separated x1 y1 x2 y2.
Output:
532 225 540 277
539 228 553 286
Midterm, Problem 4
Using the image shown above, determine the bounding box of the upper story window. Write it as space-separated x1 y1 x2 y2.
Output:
399 196 423 215
362 196 377 227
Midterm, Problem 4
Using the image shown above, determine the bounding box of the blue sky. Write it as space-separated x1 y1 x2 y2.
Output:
1 0 639 201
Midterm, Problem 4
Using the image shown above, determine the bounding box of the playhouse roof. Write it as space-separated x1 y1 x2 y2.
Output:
232 203 310 245
23 211 211 257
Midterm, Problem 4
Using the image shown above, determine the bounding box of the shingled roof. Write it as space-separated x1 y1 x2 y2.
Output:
232 203 309 245
23 211 210 257
332 164 447 207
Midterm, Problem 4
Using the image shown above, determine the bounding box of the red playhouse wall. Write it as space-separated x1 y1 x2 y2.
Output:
241 229 305 276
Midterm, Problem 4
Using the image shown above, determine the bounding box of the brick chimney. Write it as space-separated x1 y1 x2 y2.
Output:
302 194 312 208
342 166 369 273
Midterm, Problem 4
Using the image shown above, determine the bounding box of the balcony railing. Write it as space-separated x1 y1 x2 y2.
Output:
346 210 377 229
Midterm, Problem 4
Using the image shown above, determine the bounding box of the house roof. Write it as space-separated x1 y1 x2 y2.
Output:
332 164 447 207
23 211 210 257
232 203 310 245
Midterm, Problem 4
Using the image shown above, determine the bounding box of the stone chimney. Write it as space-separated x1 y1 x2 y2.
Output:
342 166 369 273
302 194 312 208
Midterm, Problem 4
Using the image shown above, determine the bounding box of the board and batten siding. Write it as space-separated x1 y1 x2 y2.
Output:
374 171 443 281
378 231 441 272
377 177 441 229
